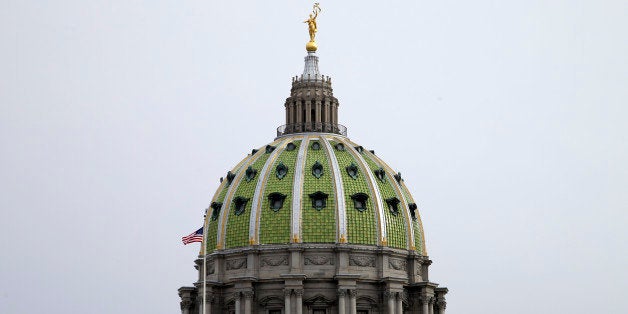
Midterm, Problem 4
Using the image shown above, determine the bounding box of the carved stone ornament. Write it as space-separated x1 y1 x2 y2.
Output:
207 260 215 274
243 291 255 299
304 255 334 265
225 258 247 270
260 256 289 267
180 300 194 310
349 255 375 267
416 264 422 275
388 258 407 270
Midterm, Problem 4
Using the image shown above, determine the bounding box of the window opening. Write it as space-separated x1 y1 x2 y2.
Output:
312 161 324 178
311 141 321 150
245 166 257 182
351 193 369 212
409 203 418 221
210 202 222 221
276 162 289 180
268 193 287 212
346 163 359 179
386 197 400 216
233 197 249 216
309 191 328 210
374 168 386 182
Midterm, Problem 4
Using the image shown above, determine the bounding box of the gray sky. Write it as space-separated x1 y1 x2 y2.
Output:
1 1 627 313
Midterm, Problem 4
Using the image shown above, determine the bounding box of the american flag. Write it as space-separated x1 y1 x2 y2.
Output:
182 227 203 245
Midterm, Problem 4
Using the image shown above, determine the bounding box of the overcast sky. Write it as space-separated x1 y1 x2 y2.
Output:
1 1 627 313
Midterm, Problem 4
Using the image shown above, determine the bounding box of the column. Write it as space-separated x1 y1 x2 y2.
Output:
324 99 331 131
284 289 292 314
180 300 193 314
386 291 395 314
337 290 346 314
420 296 430 314
315 99 322 131
295 289 303 314
305 101 311 125
396 292 402 314
349 289 357 314
429 297 434 314
296 101 303 130
243 291 253 314
204 294 213 314
437 298 446 314
234 292 241 314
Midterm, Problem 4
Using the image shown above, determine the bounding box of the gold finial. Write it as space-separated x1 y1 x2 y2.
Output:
304 3 321 52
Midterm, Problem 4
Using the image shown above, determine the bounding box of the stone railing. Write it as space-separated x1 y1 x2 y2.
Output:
277 123 347 137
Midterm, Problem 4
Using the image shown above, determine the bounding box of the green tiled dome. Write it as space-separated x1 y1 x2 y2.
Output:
203 133 427 255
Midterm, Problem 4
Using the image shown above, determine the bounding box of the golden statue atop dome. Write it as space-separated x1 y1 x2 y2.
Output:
304 3 321 52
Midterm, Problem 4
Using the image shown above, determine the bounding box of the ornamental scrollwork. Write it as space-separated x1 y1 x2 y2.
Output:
260 256 289 267
225 258 247 270
304 255 334 265
388 258 407 270
349 255 375 267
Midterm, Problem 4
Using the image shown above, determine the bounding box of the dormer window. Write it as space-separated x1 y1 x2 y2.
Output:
335 143 345 151
251 149 259 155
311 141 321 150
409 203 418 221
268 193 287 211
351 193 369 211
309 191 328 210
312 161 324 179
233 196 249 216
226 171 236 185
286 142 297 151
369 150 375 155
276 162 288 180
386 197 400 216
245 166 257 182
346 163 359 179
394 172 403 183
210 202 222 221
374 167 386 182
265 145 276 153
354 146 364 153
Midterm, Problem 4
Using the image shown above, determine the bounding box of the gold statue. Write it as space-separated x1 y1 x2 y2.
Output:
304 3 321 52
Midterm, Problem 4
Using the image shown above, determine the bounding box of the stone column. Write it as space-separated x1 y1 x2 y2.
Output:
337 289 346 314
396 292 403 314
437 298 446 314
315 99 322 131
180 300 193 314
429 297 435 314
284 289 292 314
243 291 253 314
234 292 241 314
305 101 311 124
295 289 303 314
296 100 303 130
386 291 395 314
349 289 357 314
420 296 430 314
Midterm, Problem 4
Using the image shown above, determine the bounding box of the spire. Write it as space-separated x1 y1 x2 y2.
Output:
302 51 321 81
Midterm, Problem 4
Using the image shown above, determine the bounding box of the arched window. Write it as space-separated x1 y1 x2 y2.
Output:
309 191 328 210
268 193 287 212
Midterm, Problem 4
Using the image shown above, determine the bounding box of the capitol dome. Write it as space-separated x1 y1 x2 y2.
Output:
206 133 426 254
179 22 448 314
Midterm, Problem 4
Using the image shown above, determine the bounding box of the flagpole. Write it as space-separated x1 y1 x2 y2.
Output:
202 207 209 314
